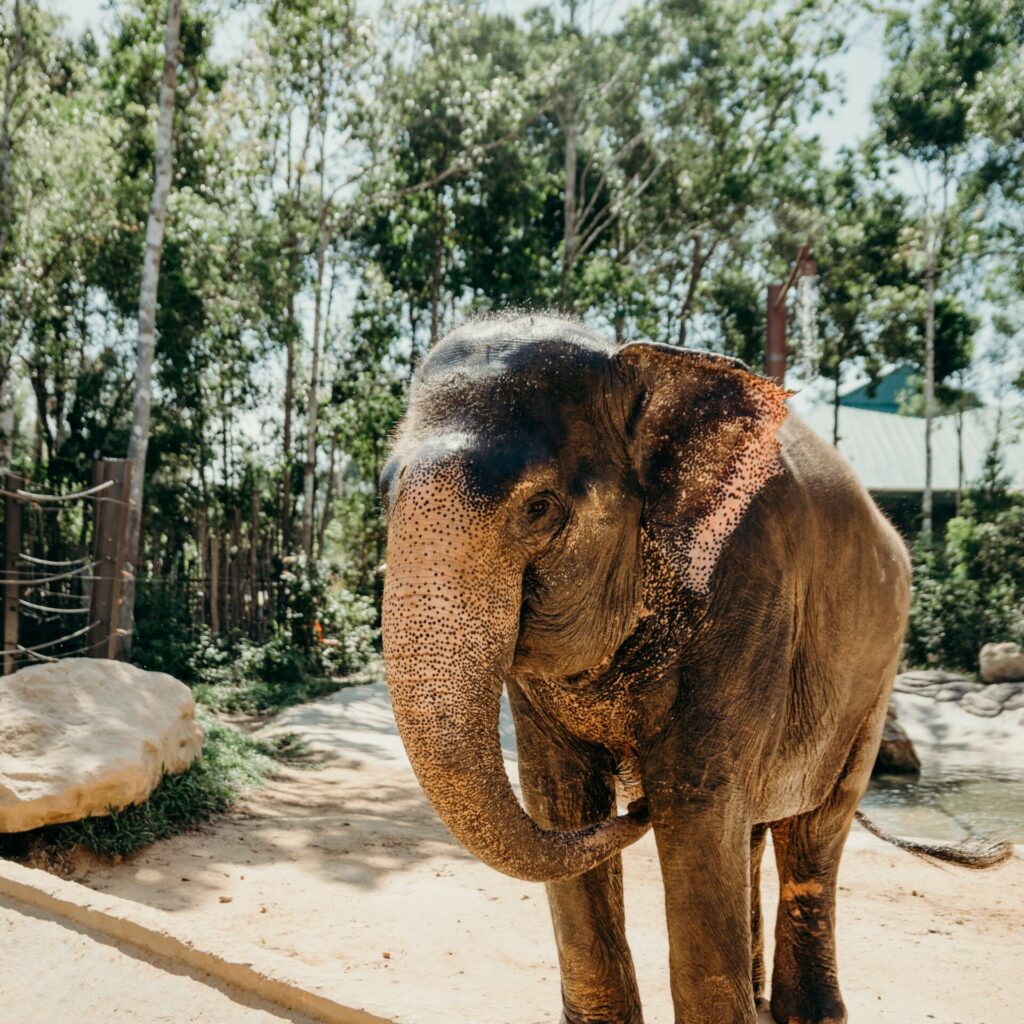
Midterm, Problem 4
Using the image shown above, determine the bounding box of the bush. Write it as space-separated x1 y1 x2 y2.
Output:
130 579 200 679
905 501 1024 672
130 556 380 713
275 555 379 677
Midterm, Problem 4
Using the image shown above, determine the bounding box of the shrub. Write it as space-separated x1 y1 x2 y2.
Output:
905 500 1024 672
130 557 380 712
130 579 201 679
275 555 379 676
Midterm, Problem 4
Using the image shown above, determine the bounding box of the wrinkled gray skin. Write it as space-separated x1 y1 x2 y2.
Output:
380 315 912 1024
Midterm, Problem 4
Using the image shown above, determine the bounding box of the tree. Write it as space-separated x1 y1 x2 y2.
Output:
875 0 1010 535
809 147 916 443
121 0 181 652
0 1 119 436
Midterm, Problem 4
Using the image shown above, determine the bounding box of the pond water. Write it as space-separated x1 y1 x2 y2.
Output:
862 756 1024 844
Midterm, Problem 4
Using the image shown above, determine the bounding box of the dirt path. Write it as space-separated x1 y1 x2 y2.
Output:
0 897 318 1024
21 684 1024 1023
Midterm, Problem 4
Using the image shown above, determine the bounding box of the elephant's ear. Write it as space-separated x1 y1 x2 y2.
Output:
613 342 791 594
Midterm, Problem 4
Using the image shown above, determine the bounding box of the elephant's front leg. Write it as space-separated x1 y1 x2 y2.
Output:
507 683 644 1024
646 752 756 1024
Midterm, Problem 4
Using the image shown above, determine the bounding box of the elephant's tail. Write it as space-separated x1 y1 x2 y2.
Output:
853 811 1013 869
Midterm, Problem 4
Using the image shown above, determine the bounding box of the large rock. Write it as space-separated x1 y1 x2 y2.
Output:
873 700 921 774
960 692 1003 718
979 642 1024 683
892 669 972 697
0 659 203 833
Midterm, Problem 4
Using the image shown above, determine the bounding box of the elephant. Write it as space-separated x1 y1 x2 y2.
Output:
379 314 1007 1024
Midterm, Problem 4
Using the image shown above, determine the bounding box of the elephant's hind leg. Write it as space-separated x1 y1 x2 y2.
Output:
750 824 769 1012
769 700 887 1024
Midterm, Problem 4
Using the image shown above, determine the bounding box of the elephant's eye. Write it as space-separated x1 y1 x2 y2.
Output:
521 493 563 536
527 497 551 520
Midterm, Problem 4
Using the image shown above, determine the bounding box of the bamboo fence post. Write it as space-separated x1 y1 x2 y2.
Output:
3 473 24 675
88 459 132 660
250 492 260 637
209 531 220 634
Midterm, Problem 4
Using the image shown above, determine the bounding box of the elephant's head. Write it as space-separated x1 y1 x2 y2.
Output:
380 315 789 882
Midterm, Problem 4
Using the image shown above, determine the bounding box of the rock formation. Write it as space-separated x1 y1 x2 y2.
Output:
0 659 203 833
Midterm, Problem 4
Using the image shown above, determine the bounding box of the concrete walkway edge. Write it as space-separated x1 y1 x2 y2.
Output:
0 858 393 1024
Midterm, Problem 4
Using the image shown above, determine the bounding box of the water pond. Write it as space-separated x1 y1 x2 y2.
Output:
862 694 1024 844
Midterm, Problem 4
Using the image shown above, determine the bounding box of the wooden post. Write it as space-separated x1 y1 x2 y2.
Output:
3 473 24 675
250 492 260 636
209 531 220 634
230 508 242 630
88 459 132 660
765 283 786 387
196 515 207 626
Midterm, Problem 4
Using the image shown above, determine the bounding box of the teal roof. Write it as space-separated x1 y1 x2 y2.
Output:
799 404 1024 493
840 366 917 414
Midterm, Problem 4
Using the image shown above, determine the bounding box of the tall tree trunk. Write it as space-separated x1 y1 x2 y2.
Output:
921 250 936 537
955 394 965 517
561 102 578 310
429 192 444 347
317 429 338 560
0 376 13 466
281 293 296 554
676 235 713 347
832 366 841 447
301 212 329 559
121 0 181 655
0 0 25 268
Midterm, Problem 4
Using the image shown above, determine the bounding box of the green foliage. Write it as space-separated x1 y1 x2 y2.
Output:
130 561 379 713
275 556 379 674
906 500 1024 672
130 579 198 678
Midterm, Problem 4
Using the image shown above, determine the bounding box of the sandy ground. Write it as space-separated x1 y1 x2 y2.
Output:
7 682 1023 1024
0 896 318 1024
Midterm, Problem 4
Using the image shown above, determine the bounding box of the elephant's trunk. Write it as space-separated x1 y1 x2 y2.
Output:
382 464 649 883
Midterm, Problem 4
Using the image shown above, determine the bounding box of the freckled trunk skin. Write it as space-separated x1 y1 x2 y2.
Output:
382 466 649 883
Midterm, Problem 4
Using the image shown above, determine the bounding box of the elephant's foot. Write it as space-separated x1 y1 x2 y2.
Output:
769 981 847 1024
560 1008 643 1024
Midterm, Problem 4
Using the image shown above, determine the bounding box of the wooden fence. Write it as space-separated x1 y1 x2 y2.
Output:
2 460 131 674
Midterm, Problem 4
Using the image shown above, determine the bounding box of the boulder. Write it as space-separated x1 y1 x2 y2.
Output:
979 642 1024 683
1004 692 1024 712
980 682 1024 705
893 669 972 697
873 700 921 774
960 692 1003 718
0 659 203 833
934 681 984 701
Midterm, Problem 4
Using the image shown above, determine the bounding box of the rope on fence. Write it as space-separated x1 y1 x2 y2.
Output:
18 597 91 616
15 645 60 663
4 479 114 502
0 561 98 586
17 552 91 568
0 621 99 658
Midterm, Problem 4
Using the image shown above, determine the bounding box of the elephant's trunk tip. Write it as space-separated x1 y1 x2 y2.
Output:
626 797 649 826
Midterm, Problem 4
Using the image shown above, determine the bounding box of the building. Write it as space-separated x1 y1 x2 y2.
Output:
798 369 1024 533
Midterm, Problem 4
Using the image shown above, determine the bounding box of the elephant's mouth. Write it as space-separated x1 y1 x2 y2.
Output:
616 751 646 805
